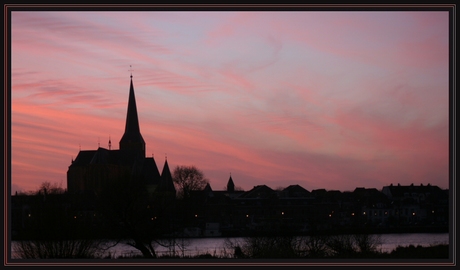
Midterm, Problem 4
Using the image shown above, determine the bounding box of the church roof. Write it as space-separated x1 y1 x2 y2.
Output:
70 148 130 167
71 148 123 166
142 157 162 185
71 150 98 166
90 148 122 165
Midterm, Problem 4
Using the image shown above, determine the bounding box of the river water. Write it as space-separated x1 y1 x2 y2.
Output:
11 233 449 259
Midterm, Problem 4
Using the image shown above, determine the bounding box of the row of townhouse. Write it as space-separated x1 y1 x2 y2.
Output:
187 181 449 235
11 180 449 239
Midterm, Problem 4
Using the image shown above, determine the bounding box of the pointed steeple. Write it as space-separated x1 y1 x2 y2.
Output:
204 182 214 197
161 158 171 180
119 74 145 160
159 158 176 195
227 174 235 192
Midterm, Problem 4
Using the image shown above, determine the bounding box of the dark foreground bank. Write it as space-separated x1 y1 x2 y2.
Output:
113 244 449 259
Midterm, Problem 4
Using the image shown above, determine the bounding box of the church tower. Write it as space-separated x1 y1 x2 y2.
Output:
68 73 164 195
119 74 145 161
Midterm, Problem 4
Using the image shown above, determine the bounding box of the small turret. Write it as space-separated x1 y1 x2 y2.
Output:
159 158 176 196
227 173 235 193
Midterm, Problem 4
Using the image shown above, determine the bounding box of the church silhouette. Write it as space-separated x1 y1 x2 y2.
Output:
66 75 175 196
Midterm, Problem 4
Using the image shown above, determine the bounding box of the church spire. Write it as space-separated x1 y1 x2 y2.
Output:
227 173 235 192
124 75 142 136
119 72 145 160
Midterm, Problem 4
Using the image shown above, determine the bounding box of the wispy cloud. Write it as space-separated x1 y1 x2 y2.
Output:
10 10 450 193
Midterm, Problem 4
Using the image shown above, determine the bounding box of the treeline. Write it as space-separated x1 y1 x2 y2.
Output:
222 234 449 259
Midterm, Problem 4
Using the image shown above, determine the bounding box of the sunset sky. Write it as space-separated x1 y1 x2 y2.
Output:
10 10 450 194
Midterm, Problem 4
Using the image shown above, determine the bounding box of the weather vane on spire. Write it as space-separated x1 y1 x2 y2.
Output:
129 65 134 78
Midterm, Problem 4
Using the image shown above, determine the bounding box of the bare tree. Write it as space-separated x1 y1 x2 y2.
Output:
96 171 167 258
324 234 382 258
224 236 298 258
297 234 331 258
37 181 65 195
13 238 106 259
353 234 382 254
172 165 209 199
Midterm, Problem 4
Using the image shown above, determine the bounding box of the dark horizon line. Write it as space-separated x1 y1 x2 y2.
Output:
12 181 449 196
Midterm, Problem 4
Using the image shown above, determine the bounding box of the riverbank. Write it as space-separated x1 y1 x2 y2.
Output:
11 233 449 259
113 244 449 259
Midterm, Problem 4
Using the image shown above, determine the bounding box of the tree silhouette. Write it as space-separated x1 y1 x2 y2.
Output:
172 165 209 199
96 170 182 258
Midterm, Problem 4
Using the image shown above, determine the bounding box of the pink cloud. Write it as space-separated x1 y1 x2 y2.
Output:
205 12 255 44
10 11 450 194
11 98 130 192
269 11 448 73
327 104 448 184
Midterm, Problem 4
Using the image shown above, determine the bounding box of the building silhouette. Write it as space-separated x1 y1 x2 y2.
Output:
20 75 445 240
66 75 175 196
